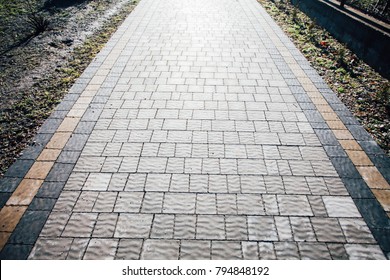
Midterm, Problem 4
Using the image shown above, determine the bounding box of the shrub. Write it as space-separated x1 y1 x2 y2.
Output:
23 0 50 35
26 12 50 35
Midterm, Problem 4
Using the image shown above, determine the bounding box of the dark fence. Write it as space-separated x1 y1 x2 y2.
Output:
342 0 389 23
290 0 390 79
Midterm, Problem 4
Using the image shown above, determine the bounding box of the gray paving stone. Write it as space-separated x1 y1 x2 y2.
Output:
0 244 33 260
238 159 267 175
37 118 62 134
83 173 112 191
330 157 361 178
145 174 171 192
242 242 260 259
28 238 73 260
237 194 265 215
125 173 147 191
9 210 50 245
0 192 11 208
289 161 315 176
163 193 196 214
84 239 118 260
19 145 44 160
274 216 293 241
226 215 248 240
73 191 99 212
28 198 56 211
114 213 153 238
274 242 300 260
290 217 316 242
216 194 238 215
311 217 346 243
108 173 128 191
39 211 70 237
264 176 284 193
180 240 211 260
283 176 310 194
114 192 143 212
344 244 386 260
141 192 164 213
57 151 81 164
74 156 105 172
62 213 97 237
74 121 96 134
53 191 80 212
277 195 313 216
92 213 118 238
4 159 34 178
341 178 374 199
0 177 23 192
212 241 243 260
196 215 225 240
298 243 332 260
92 192 117 212
115 239 143 260
305 177 329 195
263 194 280 215
322 196 361 218
240 175 266 193
248 216 278 241
174 215 197 239
65 238 89 260
307 196 328 217
324 177 349 196
138 157 167 173
141 239 180 260
64 134 89 151
327 243 349 260
208 175 227 193
339 218 377 244
258 242 277 260
151 214 175 239
196 194 217 215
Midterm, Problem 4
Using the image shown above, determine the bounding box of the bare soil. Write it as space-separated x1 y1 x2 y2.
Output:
0 0 138 177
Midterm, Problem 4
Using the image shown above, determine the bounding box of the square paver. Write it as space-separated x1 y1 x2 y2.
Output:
115 239 143 260
163 193 196 214
84 239 118 260
277 195 313 216
248 216 278 241
180 240 211 260
141 239 180 260
151 214 175 239
92 213 118 238
212 241 242 260
62 213 97 237
196 215 225 240
311 217 346 243
28 238 73 260
114 214 153 238
322 196 361 217
83 173 112 191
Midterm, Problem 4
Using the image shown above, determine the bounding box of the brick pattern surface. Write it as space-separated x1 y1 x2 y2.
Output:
2 0 387 259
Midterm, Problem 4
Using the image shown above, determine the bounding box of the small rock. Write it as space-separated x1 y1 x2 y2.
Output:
62 38 73 46
49 41 59 48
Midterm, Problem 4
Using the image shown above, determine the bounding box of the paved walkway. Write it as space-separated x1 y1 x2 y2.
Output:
1 0 389 260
